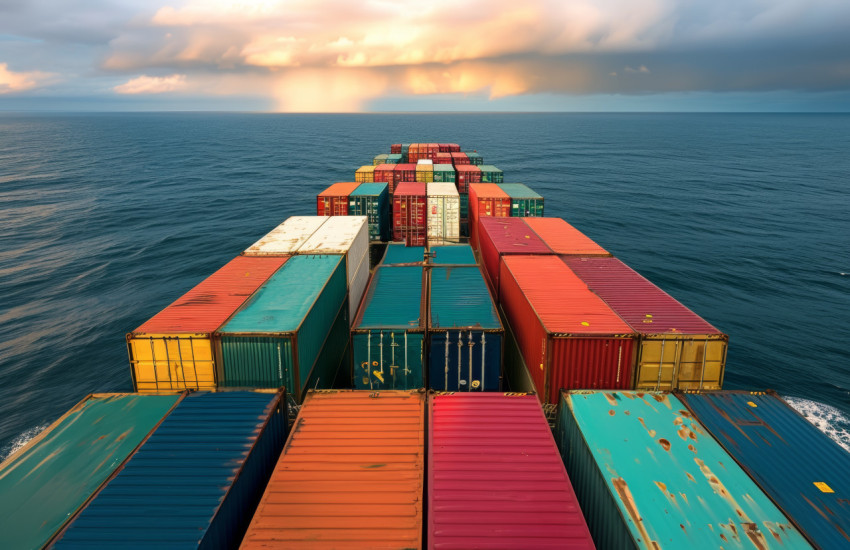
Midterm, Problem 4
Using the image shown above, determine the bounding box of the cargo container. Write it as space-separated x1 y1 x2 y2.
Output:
500 256 636 403
478 217 552 296
242 216 328 256
354 164 375 183
432 163 456 183
468 183 511 250
564 257 727 390
381 243 426 266
451 152 470 165
400 142 411 162
467 151 483 165
373 163 397 193
317 181 360 216
390 143 401 154
556 391 812 549
351 265 425 390
349 182 390 242
53 390 287 549
680 390 850 549
373 153 389 166
428 244 477 266
426 181 461 245
393 181 427 247
478 164 504 183
500 306 537 394
216 255 347 401
0 393 181 549
394 162 418 186
434 153 453 166
498 183 545 217
128 255 288 392
297 215 370 321
416 161 434 183
428 266 503 391
523 217 610 256
387 153 403 164
429 393 594 549
240 390 425 549
455 164 481 193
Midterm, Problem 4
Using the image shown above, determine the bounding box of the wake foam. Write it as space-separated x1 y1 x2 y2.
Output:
784 396 850 453
0 424 49 462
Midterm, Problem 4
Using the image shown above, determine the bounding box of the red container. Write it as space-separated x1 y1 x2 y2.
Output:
434 152 453 165
455 165 481 193
437 143 452 153
478 217 552 296
451 152 470 165
390 143 402 154
393 182 427 246
428 393 595 549
523 217 610 256
468 183 510 250
393 163 417 184
373 163 397 192
316 182 360 216
499 255 636 403
447 143 461 152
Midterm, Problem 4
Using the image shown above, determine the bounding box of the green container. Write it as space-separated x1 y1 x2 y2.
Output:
433 164 456 183
373 153 390 166
498 183 544 217
349 182 390 241
217 255 347 402
387 153 403 164
467 152 483 165
478 165 504 183
352 266 425 390
459 193 469 219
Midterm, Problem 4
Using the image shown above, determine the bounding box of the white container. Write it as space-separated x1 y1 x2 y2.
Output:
427 182 460 245
243 216 328 256
417 159 434 166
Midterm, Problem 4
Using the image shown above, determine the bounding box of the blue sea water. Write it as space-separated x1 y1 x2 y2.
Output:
1 112 849 457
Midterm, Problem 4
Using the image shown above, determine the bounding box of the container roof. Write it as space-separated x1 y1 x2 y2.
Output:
429 267 501 329
429 244 476 266
523 217 609 256
243 216 328 256
479 217 552 254
498 183 543 199
356 266 424 329
350 182 388 196
382 244 425 265
297 215 367 255
394 181 426 195
469 183 508 198
427 181 458 196
318 182 360 197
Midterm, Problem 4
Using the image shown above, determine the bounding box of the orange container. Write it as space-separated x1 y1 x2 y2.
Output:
240 390 425 549
317 182 360 216
523 217 610 256
468 183 510 250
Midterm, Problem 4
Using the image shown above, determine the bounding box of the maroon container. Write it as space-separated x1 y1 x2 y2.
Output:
393 163 417 184
451 152 470 166
478 217 552 296
435 152 453 165
390 143 401 154
454 165 481 193
393 182 427 246
374 163 397 193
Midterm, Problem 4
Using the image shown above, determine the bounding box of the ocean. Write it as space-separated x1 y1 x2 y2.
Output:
1 112 848 457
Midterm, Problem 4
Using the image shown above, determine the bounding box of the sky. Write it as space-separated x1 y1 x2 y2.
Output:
1 0 850 112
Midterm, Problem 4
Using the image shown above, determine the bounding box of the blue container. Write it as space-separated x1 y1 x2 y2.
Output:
54 390 287 549
428 266 503 391
381 243 426 265
680 390 850 550
349 182 390 241
429 244 477 266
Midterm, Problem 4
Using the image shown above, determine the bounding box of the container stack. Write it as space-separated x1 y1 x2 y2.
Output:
316 181 359 216
354 164 375 182
498 183 544 217
478 164 504 183
348 182 390 242
416 159 434 183
393 182 427 246
468 182 510 249
426 181 460 245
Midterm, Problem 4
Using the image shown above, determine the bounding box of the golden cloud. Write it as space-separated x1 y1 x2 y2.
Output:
114 74 187 94
0 63 54 94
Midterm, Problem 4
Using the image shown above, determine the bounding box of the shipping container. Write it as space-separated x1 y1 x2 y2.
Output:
351 265 426 390
373 153 390 165
428 266 503 391
498 183 545 217
390 144 401 154
499 256 636 403
429 393 594 549
381 243 426 266
355 164 375 183
387 153 403 164
349 182 390 242
468 183 511 250
128 256 288 392
373 163 397 193
564 257 727 390
297 215 370 321
434 153 453 166
394 162 418 186
556 391 812 549
451 152 470 165
523 217 610 256
428 244 477 266
432 163 456 183
416 161 434 183
478 217 552 297
393 181 427 247
243 216 328 256
455 164 481 193
467 151 483 165
240 390 425 549
500 305 538 394
478 164 504 183
400 143 411 162
53 390 287 549
0 393 181 549
680 390 850 549
426 181 461 245
216 255 347 401
317 181 360 216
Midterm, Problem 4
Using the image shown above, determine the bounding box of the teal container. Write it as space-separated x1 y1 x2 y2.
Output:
429 244 477 266
387 153 403 164
352 266 425 390
381 243 426 265
459 192 469 218
556 391 812 550
498 183 544 217
478 164 504 183
349 182 390 241
433 164 456 183
401 143 410 163
467 152 483 165
217 255 347 402
373 153 389 166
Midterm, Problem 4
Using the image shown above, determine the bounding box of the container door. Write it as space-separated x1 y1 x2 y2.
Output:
129 335 215 392
353 330 424 390
674 338 727 390
429 330 501 391
635 337 681 390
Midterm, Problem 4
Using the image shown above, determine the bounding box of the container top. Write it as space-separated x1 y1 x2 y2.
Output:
355 165 375 172
429 393 594 549
523 217 609 256
133 255 288 334
427 181 459 197
469 182 509 199
451 152 469 158
478 164 503 173
394 163 417 171
479 217 552 255
502 255 633 335
374 154 389 160
219 254 343 334
498 183 543 199
318 181 360 197
680 390 850 549
243 216 329 256
356 265 424 329
241 390 425 550
394 181 427 196
417 159 434 166
374 163 395 172
433 164 455 172
561 391 811 549
53 391 283 548
456 164 481 173
563 257 722 335
429 266 501 329
382 244 426 265
350 181 388 197
297 215 367 255
429 244 477 265
0 393 181 550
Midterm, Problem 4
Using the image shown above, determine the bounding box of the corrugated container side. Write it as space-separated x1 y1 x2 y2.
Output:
387 153 403 164
451 152 470 165
393 182 427 247
349 182 390 242
500 305 539 395
240 390 425 549
243 216 328 256
468 183 511 250
478 217 551 296
556 391 812 550
394 163 418 185
390 144 401 154
455 164 481 193
416 163 435 183
53 391 287 550
0 393 182 550
498 183 545 217
523 217 610 256
680 390 850 549
467 152 483 165
373 163 397 193
428 244 477 266
355 165 375 183
478 164 504 183
428 393 594 549
433 163 456 183
316 182 360 216
381 243 426 265
426 181 461 245
373 153 389 165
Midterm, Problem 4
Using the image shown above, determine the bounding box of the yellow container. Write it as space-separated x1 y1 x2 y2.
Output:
633 335 727 390
127 334 217 392
416 165 434 183
355 165 375 183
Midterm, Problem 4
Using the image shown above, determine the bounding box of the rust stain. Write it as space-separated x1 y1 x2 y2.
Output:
678 409 693 418
612 477 656 548
680 524 687 533
624 410 631 416
720 534 728 542
686 472 696 483
673 416 684 426
680 493 688 505
801 493 850 541
604 392 618 406
609 409 616 416
362 463 387 469
743 522 768 550
658 438 671 451
687 444 697 453
638 417 657 438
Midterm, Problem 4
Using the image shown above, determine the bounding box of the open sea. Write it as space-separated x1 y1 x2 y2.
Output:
1 112 848 457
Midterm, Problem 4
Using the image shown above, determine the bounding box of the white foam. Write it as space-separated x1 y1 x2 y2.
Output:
783 396 850 453
0 424 49 462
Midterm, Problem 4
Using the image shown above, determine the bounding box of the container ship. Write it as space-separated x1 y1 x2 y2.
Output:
1 143 847 549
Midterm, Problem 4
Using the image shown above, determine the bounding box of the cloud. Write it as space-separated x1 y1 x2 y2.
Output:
114 74 187 94
0 62 53 93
